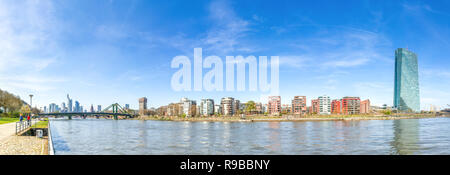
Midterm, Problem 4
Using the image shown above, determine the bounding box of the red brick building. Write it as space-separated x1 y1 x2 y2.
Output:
268 96 281 115
331 99 342 114
310 99 319 114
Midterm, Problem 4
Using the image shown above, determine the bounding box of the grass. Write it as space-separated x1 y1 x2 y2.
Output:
0 117 19 125
33 119 49 128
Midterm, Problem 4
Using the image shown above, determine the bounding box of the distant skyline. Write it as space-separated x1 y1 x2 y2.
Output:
1 0 449 110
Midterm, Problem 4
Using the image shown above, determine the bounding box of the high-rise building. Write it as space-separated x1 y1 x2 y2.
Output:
342 97 360 115
125 104 130 110
139 97 147 115
360 99 371 114
97 105 102 112
268 96 281 115
331 99 342 114
318 95 331 115
221 97 235 116
67 94 73 112
394 48 420 112
90 104 94 113
292 96 307 115
75 101 80 112
200 99 214 116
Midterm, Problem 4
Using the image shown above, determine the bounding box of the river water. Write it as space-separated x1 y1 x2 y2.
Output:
49 117 450 155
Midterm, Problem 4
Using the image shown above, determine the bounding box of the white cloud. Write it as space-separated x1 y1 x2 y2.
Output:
0 0 63 93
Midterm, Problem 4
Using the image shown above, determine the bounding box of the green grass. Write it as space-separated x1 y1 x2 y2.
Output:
33 119 49 128
0 117 19 124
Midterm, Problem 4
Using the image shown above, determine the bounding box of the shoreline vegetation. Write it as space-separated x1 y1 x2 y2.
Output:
132 113 443 122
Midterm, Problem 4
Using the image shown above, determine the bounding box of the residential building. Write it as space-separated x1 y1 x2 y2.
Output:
221 97 235 116
181 98 196 117
268 96 281 115
318 95 331 115
311 99 319 114
281 104 291 114
331 99 342 114
360 99 371 114
214 104 222 115
342 96 361 115
200 99 214 116
292 96 307 115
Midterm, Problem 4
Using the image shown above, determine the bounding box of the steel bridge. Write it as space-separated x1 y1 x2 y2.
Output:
39 103 135 120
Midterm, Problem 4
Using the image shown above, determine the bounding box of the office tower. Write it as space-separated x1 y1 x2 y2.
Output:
67 94 73 112
292 96 307 115
97 105 102 112
342 97 361 115
90 104 94 113
360 99 371 114
221 97 235 116
394 48 420 112
139 97 147 115
268 96 281 115
61 102 66 113
200 99 214 116
125 104 130 110
75 101 80 112
318 95 331 115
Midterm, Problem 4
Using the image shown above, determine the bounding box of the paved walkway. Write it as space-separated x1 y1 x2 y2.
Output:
0 120 48 155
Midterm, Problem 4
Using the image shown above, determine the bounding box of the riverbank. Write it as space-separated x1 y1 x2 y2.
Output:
132 113 441 122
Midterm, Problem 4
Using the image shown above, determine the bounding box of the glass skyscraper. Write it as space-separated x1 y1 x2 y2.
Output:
394 48 420 112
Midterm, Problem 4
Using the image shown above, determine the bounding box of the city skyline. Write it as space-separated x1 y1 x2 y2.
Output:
1 0 449 110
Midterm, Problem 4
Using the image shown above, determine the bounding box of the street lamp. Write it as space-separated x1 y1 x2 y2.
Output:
29 94 33 108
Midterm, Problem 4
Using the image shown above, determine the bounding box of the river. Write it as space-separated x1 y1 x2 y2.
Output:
49 117 450 155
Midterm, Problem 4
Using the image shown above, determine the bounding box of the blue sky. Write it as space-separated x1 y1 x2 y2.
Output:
0 0 449 110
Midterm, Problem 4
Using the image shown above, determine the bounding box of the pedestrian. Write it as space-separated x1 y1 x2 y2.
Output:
27 115 30 126
19 114 23 122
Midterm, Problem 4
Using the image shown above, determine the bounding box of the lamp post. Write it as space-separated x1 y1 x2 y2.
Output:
29 94 33 115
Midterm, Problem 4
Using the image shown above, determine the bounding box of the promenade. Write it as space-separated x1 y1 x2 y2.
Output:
0 121 48 155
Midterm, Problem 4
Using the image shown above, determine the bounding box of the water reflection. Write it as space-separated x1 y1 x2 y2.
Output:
391 119 420 155
50 118 450 155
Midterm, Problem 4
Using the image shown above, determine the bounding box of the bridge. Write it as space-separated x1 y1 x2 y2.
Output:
39 103 135 120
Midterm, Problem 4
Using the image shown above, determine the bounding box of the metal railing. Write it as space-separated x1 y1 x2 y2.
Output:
15 119 36 135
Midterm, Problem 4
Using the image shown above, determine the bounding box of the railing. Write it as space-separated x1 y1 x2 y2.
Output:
15 120 36 135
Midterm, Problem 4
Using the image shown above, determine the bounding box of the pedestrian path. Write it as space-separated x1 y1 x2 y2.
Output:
0 122 16 143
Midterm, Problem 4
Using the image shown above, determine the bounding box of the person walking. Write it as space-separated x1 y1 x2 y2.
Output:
19 114 23 122
27 115 31 126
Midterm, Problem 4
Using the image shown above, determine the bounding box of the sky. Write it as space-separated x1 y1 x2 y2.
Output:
0 0 449 110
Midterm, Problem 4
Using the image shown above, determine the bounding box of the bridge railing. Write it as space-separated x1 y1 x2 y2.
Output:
15 119 36 135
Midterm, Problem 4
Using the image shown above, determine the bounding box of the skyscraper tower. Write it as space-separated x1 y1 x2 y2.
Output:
394 48 420 112
67 94 73 112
